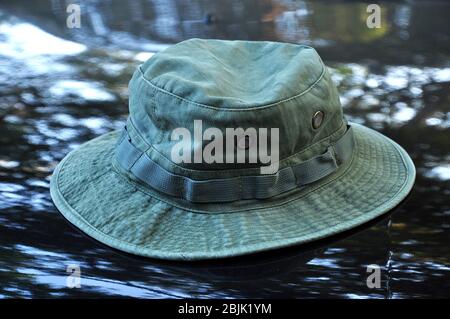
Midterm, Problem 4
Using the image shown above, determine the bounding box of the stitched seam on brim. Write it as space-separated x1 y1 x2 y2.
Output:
50 126 415 260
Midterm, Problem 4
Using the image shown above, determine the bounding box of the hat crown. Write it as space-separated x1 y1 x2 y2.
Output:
126 39 345 175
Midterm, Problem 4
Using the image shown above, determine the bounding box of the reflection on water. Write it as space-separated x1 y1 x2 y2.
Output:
0 0 449 298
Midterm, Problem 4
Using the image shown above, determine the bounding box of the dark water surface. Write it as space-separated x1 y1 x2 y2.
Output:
0 0 449 298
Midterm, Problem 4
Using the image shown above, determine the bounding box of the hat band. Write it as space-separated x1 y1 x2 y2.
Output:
115 125 355 203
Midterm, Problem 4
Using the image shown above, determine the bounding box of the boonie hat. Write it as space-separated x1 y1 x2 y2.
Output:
50 39 415 260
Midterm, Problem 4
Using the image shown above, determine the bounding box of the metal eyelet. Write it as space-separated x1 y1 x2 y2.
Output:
237 135 252 150
312 111 325 129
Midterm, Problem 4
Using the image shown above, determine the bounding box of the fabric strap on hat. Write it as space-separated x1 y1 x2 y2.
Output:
115 126 355 203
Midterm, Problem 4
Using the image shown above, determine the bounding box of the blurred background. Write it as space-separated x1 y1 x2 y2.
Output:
0 0 449 298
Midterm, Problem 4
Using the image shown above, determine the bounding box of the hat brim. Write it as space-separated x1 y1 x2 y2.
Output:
50 123 415 260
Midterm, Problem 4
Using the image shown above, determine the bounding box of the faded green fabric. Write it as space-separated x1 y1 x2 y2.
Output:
127 39 344 177
114 125 354 203
50 39 416 260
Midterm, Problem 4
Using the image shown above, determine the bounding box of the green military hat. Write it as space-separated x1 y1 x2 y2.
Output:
51 39 415 260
